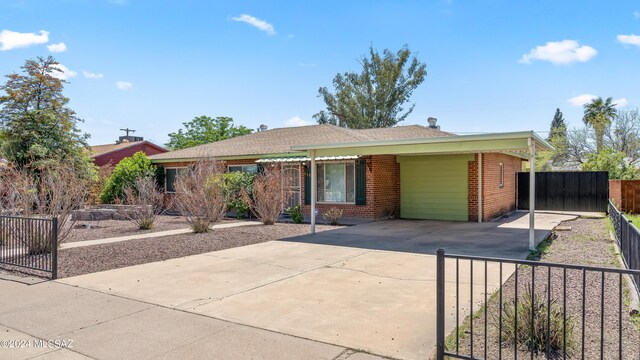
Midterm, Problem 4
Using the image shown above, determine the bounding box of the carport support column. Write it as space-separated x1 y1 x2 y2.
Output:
310 149 317 235
528 138 536 251
478 153 482 223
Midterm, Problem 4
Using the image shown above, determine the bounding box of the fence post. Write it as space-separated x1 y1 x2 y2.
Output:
436 249 445 360
51 217 58 280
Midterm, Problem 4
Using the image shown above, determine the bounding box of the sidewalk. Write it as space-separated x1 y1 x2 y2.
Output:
61 221 260 249
0 277 382 360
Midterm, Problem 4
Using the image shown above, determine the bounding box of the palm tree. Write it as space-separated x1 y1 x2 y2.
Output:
583 97 618 151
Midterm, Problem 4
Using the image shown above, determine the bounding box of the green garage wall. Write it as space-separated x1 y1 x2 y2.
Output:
399 154 472 221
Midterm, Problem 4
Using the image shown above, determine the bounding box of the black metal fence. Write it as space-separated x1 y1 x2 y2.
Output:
517 171 609 212
609 200 640 293
0 215 58 279
436 250 640 360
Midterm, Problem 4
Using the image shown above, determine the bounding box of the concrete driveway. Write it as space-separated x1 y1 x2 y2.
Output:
60 212 574 360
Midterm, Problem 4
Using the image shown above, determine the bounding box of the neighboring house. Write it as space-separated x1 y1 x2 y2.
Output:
149 120 552 223
90 136 168 167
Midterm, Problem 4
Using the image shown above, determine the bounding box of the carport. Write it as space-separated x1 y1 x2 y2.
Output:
292 131 553 250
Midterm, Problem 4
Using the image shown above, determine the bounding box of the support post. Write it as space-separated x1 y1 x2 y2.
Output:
478 153 482 223
436 249 445 360
528 138 536 251
310 149 317 235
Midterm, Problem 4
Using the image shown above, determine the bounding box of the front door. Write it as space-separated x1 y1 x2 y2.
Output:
282 164 301 210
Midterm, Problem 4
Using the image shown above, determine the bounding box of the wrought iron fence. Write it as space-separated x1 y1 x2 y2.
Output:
609 200 640 293
436 250 640 360
0 215 58 279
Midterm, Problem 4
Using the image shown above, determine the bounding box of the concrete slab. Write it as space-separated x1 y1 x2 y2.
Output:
29 348 94 359
59 253 303 309
0 281 152 338
63 306 230 360
0 325 52 360
154 323 345 360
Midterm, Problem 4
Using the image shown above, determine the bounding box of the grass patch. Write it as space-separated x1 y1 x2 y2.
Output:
624 213 640 225
527 236 553 260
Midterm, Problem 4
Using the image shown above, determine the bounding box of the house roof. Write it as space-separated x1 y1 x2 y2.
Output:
149 124 453 162
90 141 167 158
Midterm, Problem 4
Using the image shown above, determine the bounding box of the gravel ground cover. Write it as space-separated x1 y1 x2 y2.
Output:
64 216 239 243
57 223 341 278
450 218 640 359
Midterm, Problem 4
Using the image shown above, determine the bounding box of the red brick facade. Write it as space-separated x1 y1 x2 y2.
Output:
610 180 640 213
158 153 521 222
468 153 522 221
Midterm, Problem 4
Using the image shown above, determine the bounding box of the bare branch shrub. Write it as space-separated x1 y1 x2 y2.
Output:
123 176 164 230
174 159 226 233
0 165 87 252
242 165 285 225
322 207 343 225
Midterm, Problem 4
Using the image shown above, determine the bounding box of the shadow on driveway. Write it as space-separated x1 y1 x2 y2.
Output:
282 211 577 259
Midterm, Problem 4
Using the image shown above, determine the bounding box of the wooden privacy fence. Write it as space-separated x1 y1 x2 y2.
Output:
517 171 609 212
610 179 640 214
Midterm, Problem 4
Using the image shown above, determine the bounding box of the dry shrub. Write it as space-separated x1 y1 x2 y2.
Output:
322 207 343 225
0 164 87 251
86 165 113 205
174 159 226 233
123 176 164 230
242 165 285 225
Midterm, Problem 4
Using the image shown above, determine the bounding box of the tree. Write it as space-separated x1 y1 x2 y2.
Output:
166 116 252 150
549 108 567 141
314 45 427 129
582 148 639 180
605 109 640 165
583 97 617 151
565 127 595 167
0 56 94 178
100 152 156 203
542 108 569 166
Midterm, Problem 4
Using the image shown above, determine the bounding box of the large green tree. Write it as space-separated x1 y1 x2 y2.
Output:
582 148 639 180
166 116 252 150
583 97 617 151
0 56 93 179
314 45 427 129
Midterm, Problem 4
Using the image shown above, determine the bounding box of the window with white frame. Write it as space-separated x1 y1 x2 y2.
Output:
228 164 258 174
499 163 504 188
317 162 355 203
165 167 187 193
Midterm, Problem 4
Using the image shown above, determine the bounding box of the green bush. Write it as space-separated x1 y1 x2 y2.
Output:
498 284 573 354
288 205 304 224
223 171 255 218
100 152 156 204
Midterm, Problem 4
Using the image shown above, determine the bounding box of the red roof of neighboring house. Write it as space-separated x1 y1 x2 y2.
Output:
90 140 168 167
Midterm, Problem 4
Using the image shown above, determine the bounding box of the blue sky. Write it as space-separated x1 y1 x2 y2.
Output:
1 0 639 146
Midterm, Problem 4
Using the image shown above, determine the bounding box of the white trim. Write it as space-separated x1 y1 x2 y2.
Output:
310 150 316 234
528 138 536 251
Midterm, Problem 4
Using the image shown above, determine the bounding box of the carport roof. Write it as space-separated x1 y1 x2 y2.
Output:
291 130 552 158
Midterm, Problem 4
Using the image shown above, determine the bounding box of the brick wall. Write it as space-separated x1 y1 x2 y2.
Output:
301 155 400 220
610 180 640 213
468 153 522 222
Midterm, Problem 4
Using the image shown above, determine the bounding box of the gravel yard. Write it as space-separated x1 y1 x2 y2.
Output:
58 223 342 278
64 215 238 243
451 217 640 359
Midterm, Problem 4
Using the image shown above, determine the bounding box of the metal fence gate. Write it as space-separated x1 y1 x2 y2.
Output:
517 171 609 212
0 215 58 279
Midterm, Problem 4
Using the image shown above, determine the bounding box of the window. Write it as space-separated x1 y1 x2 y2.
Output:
499 163 504 188
165 167 187 193
228 164 258 174
317 162 355 203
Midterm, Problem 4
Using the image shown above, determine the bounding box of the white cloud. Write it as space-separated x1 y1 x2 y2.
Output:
83 71 104 79
231 14 276 36
614 98 629 108
0 29 49 51
519 40 597 65
298 62 317 68
285 116 311 127
617 34 640 47
47 42 66 53
567 94 597 106
51 64 77 80
116 81 133 90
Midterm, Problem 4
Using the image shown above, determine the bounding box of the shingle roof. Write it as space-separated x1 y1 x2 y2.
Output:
149 124 454 161
89 140 167 158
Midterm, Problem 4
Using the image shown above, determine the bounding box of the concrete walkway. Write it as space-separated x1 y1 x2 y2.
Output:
61 221 260 249
0 277 383 360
